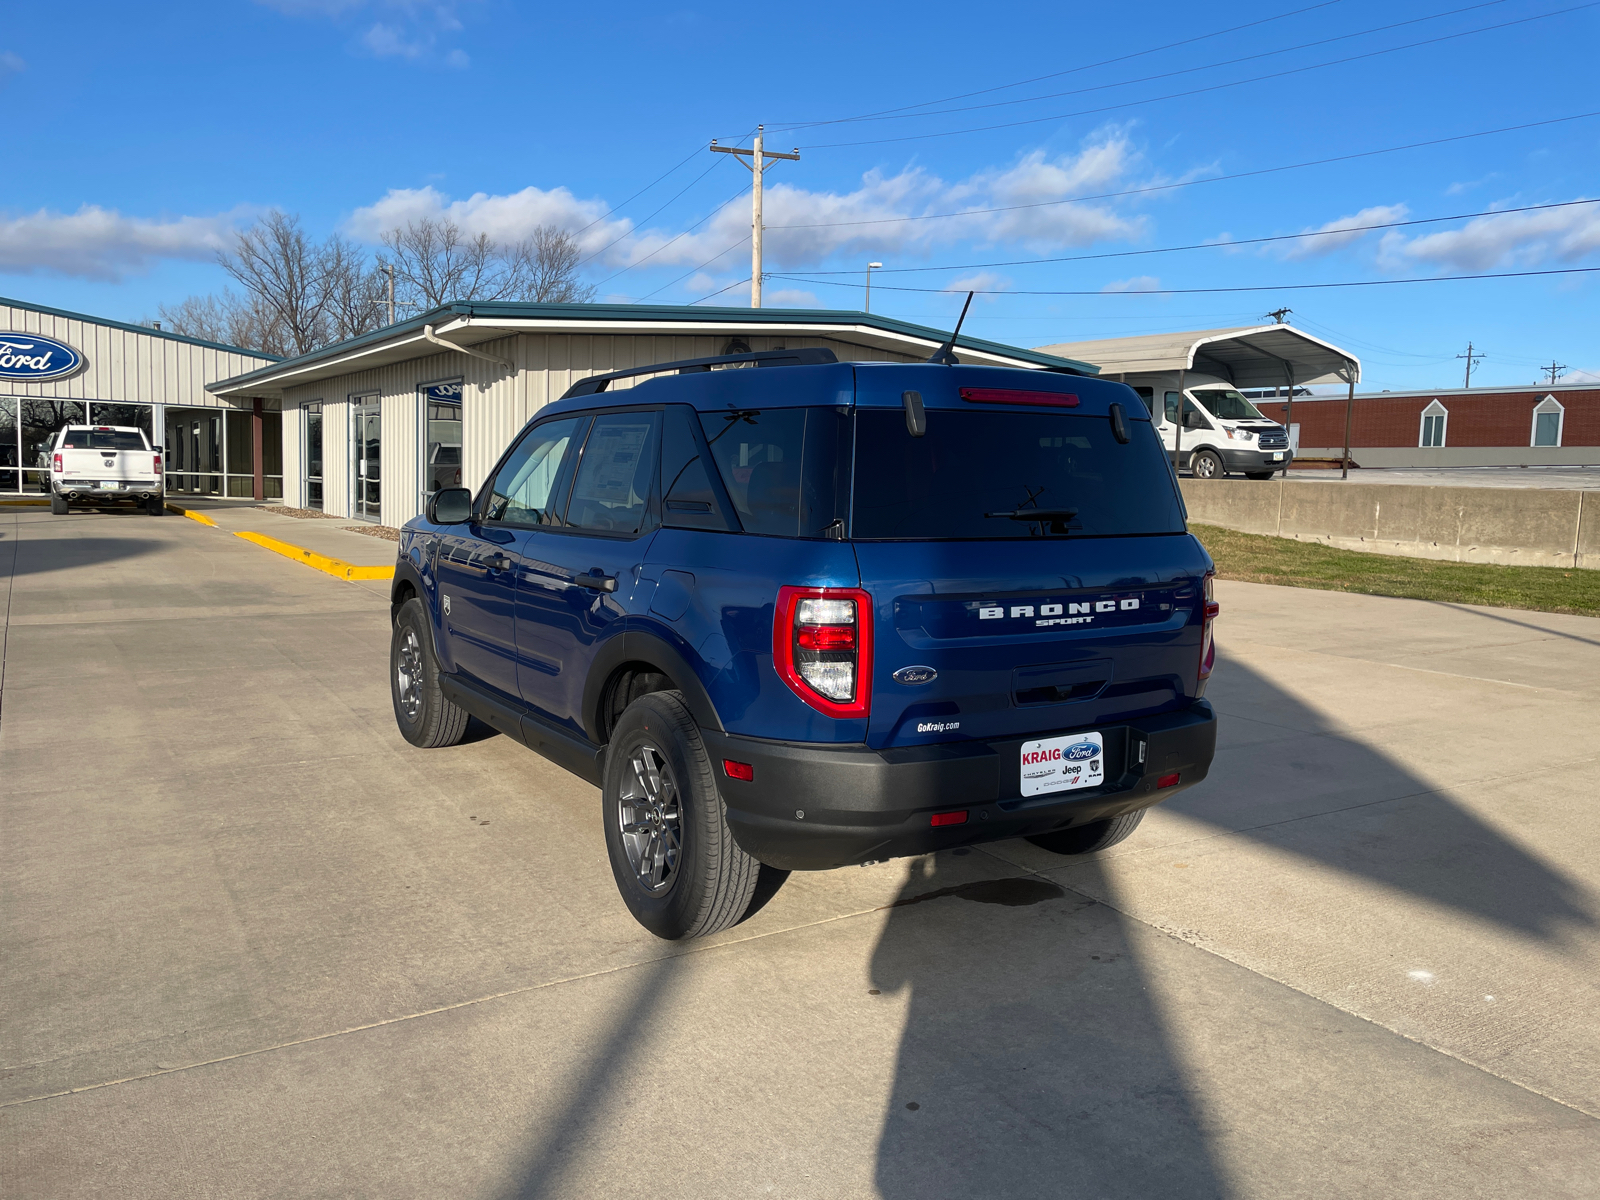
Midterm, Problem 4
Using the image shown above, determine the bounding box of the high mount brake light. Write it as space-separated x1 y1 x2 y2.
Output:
959 387 1079 408
1198 572 1220 683
773 586 874 720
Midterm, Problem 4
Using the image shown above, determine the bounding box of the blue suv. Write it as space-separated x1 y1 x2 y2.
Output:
390 347 1219 939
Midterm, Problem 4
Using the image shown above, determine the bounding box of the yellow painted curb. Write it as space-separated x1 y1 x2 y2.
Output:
165 502 217 526
0 498 50 507
233 530 395 582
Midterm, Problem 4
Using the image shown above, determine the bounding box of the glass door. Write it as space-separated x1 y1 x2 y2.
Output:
352 399 381 521
304 404 324 509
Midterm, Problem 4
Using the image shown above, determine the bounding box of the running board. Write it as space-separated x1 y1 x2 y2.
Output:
439 674 607 787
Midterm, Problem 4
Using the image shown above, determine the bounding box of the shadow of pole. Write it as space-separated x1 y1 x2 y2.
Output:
869 856 1228 1200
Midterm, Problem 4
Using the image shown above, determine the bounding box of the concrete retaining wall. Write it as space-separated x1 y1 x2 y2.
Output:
1300 446 1600 468
1181 478 1595 570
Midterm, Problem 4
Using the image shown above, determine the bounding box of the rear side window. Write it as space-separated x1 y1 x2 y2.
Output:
699 406 850 538
566 411 661 536
851 409 1184 539
60 429 146 451
661 406 734 531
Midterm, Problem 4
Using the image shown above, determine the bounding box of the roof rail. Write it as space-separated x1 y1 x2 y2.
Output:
559 347 839 399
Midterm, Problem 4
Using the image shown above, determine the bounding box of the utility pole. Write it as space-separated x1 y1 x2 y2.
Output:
865 262 883 313
1456 341 1484 388
1265 307 1292 324
1541 360 1568 386
387 264 396 327
710 125 800 308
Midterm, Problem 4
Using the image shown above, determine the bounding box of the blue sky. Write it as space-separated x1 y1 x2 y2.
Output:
3 0 1597 389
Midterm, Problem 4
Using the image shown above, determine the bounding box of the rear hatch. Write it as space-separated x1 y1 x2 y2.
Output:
57 427 157 486
851 365 1211 751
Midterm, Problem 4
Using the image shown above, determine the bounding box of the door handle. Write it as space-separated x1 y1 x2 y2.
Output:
575 570 617 593
484 552 512 572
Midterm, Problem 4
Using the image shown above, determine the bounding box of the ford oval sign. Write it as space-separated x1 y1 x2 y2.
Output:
892 665 937 685
1064 740 1099 762
0 333 85 382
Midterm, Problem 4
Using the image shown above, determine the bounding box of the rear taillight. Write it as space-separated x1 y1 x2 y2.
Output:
53 453 62 473
1198 572 1220 683
153 452 163 476
774 586 873 719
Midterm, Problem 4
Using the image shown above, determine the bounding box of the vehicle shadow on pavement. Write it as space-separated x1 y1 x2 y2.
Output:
1166 656 1596 942
868 858 1228 1200
0 534 157 577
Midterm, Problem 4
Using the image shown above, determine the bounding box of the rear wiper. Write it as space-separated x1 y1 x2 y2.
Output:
984 507 1079 535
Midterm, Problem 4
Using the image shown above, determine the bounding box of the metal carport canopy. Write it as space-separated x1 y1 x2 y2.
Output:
1035 325 1359 388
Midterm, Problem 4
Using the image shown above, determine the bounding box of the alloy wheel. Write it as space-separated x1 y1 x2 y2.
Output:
396 628 424 722
618 744 683 893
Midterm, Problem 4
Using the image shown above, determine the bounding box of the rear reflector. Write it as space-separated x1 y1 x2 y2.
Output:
1157 773 1181 789
930 810 968 827
959 387 1079 408
722 759 754 782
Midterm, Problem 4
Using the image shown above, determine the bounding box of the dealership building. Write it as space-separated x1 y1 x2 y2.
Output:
1 296 279 497
205 302 1093 527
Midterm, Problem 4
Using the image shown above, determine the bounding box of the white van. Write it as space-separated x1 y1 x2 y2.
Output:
1127 373 1291 480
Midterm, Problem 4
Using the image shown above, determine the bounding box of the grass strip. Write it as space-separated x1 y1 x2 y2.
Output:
1191 523 1600 618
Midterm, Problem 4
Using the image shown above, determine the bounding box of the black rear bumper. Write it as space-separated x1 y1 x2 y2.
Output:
703 701 1216 871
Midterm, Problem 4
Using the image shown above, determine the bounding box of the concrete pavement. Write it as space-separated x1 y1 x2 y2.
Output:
2 505 1598 1197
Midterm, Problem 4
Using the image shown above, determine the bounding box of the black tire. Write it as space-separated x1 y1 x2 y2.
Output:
49 493 69 515
603 690 759 940
390 596 469 749
146 496 165 516
1190 450 1225 480
1245 471 1275 481
1026 808 1145 856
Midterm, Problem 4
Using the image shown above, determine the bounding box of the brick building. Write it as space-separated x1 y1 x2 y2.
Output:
1256 382 1599 467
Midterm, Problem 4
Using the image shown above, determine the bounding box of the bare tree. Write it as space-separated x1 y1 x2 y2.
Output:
220 210 329 355
158 290 291 357
323 235 387 342
382 218 514 310
514 226 597 303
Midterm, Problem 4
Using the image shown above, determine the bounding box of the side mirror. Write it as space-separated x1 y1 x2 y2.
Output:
152 444 164 453
1184 411 1208 430
428 487 473 524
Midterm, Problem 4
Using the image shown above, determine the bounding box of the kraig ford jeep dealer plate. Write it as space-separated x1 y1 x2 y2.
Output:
1019 731 1104 798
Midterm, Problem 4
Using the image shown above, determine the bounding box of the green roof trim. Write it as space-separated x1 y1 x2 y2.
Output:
207 301 1096 392
0 294 284 361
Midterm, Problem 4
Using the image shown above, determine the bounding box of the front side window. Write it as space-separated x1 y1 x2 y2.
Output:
566 411 661 536
699 406 851 538
483 416 585 527
1162 392 1210 429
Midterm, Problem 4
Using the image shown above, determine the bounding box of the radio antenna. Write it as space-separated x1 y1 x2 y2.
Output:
926 291 975 365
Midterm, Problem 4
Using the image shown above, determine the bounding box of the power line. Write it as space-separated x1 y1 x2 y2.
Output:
763 111 1600 232
578 142 749 269
767 265 1600 296
769 198 1600 276
768 0 1346 131
777 0 1515 132
795 3 1598 149
570 144 705 238
690 276 755 305
595 181 753 287
637 235 751 301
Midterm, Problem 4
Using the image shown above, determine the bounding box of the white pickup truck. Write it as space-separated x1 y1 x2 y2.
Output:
48 425 165 516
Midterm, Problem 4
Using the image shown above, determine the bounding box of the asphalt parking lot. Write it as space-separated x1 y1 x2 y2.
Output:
3 506 1599 1198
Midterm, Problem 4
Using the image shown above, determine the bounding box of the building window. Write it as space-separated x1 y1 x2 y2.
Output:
304 403 324 510
1419 400 1448 448
1532 395 1564 447
421 381 463 500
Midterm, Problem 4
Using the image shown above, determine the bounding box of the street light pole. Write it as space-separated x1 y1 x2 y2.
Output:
865 262 883 312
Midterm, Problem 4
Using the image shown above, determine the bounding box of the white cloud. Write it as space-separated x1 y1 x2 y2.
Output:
1103 275 1162 293
1378 200 1600 272
349 132 1153 276
445 48 469 68
0 51 24 81
1562 367 1600 384
1446 173 1501 196
259 0 473 64
362 23 423 58
0 205 243 281
1276 205 1409 261
764 288 819 308
944 271 1012 297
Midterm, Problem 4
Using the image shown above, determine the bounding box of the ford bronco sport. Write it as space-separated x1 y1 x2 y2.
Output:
390 347 1219 939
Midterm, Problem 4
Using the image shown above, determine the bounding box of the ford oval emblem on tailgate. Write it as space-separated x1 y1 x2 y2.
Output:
893 665 937 685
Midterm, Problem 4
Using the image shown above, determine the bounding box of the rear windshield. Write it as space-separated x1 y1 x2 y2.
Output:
699 406 850 538
60 428 147 451
851 409 1184 540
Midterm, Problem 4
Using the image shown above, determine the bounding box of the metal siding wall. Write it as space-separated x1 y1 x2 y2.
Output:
0 302 275 407
280 398 305 509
